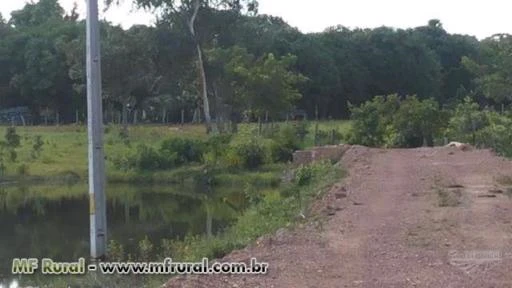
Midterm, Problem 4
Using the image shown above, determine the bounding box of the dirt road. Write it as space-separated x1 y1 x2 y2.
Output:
165 146 512 288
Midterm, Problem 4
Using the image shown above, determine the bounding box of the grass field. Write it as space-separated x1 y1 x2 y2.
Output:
0 120 352 181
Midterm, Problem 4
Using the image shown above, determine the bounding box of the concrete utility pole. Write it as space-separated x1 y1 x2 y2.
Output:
86 0 107 260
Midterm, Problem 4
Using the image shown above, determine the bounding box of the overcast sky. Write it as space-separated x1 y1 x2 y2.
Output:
1 0 511 39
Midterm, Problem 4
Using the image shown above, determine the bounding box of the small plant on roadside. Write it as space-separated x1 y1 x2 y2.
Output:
436 187 461 207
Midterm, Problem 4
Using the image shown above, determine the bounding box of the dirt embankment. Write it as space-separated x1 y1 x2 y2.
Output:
165 146 512 288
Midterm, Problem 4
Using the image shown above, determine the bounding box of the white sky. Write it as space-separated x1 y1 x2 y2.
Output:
1 0 511 39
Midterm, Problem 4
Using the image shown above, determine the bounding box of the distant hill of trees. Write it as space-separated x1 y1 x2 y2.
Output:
0 0 511 126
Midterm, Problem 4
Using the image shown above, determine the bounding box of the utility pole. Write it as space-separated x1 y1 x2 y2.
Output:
86 0 107 260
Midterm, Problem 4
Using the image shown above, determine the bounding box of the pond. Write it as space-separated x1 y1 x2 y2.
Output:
0 181 252 286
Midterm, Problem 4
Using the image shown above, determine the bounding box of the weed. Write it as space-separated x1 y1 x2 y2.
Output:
16 164 29 176
436 187 461 207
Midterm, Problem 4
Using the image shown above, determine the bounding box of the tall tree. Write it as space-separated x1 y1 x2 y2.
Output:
462 34 512 107
112 0 258 132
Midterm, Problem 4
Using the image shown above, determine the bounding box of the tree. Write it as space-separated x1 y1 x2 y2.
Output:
206 46 306 128
462 34 512 107
113 0 258 132
102 24 157 126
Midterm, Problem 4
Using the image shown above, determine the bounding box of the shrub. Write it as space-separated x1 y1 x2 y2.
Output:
269 140 294 163
268 124 304 163
205 134 233 163
226 138 266 169
445 97 488 145
294 121 309 142
295 164 314 186
160 138 205 165
349 94 444 148
133 144 161 171
16 164 29 176
476 111 512 157
31 135 44 159
118 127 130 146
392 96 444 147
348 95 399 147
5 127 20 149
314 129 344 146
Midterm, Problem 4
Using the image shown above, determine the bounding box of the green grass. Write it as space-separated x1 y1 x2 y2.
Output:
0 124 206 180
0 121 352 184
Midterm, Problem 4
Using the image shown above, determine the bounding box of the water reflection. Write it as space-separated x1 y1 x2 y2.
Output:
0 182 247 281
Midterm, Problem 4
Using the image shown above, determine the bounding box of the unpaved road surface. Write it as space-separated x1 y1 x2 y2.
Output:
165 146 512 288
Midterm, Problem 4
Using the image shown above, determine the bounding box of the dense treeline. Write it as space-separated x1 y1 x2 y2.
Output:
0 0 511 126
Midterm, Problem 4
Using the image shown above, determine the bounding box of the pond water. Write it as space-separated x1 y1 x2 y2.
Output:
0 181 250 285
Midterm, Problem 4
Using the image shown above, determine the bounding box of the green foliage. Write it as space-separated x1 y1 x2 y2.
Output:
349 95 443 148
268 124 305 163
446 97 512 157
348 94 399 147
445 97 487 144
138 236 154 262
392 96 443 147
16 163 29 176
160 137 205 165
226 137 266 169
5 127 21 149
31 135 44 159
118 127 130 146
107 240 125 262
126 144 162 171
462 34 512 104
295 164 314 186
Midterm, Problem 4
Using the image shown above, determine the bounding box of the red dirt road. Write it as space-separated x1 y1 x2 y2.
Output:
165 146 512 288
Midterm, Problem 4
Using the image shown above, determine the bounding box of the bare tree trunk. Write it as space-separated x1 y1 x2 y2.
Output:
110 106 114 124
133 109 138 125
188 0 213 133
258 116 262 136
76 110 79 124
122 104 128 129
206 204 212 239
162 107 167 124
181 109 185 126
56 111 60 126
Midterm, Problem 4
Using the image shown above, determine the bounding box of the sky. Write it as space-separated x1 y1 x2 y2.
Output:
1 0 511 39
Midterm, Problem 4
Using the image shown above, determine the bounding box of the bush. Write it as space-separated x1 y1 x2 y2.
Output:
205 134 233 163
348 95 399 147
226 138 266 169
5 127 20 148
31 135 44 159
315 129 343 146
445 100 512 157
392 96 444 147
16 164 29 176
349 94 444 148
133 144 161 171
269 140 294 163
445 97 488 145
268 124 304 163
160 138 205 165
